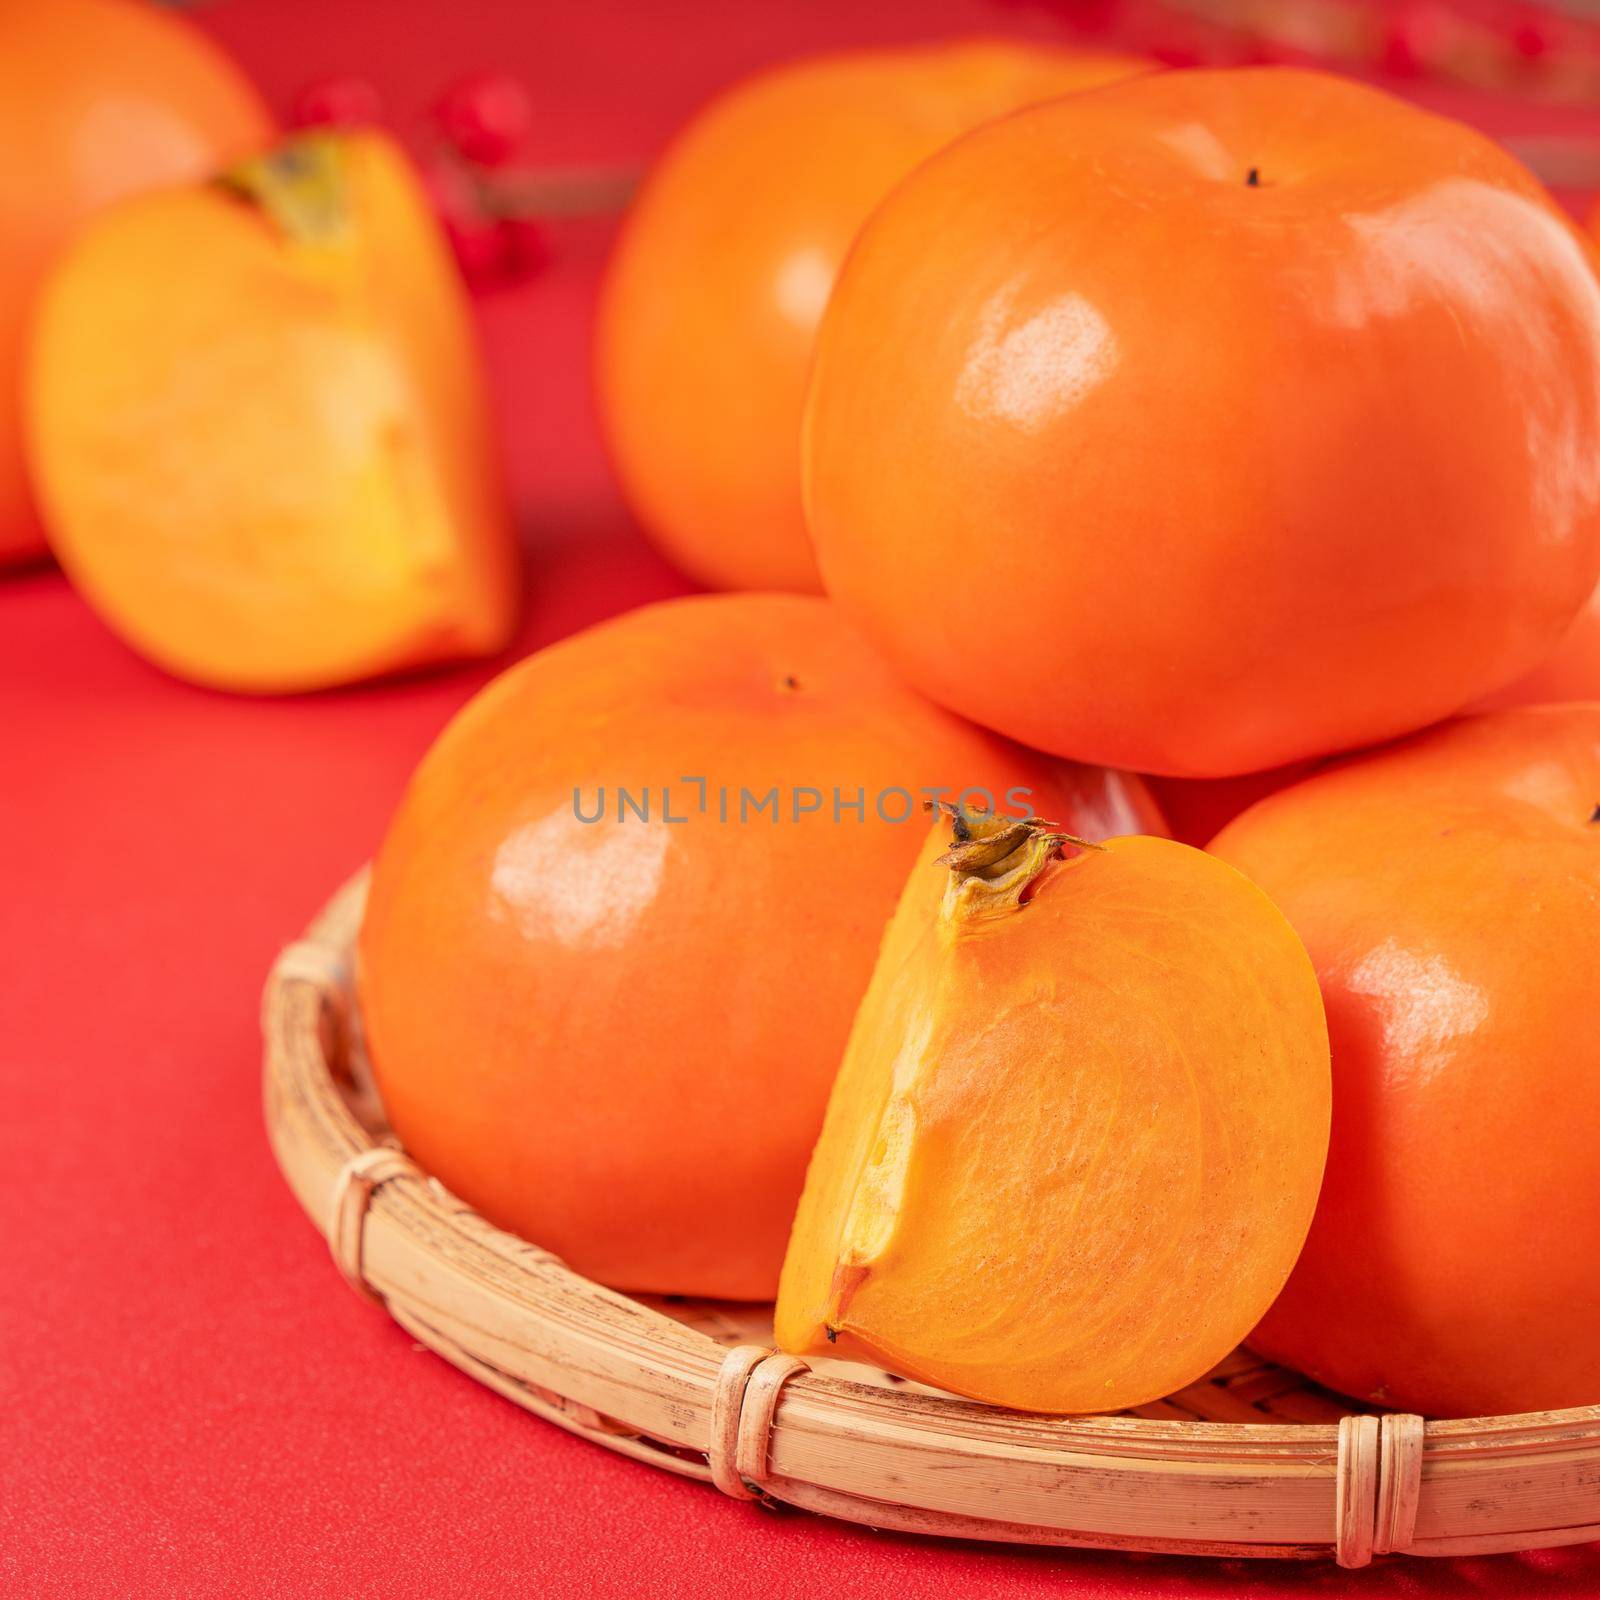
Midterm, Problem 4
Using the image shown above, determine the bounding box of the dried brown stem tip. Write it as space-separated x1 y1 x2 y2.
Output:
933 801 1102 923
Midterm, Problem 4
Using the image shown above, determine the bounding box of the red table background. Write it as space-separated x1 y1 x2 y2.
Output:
5 3 1600 1595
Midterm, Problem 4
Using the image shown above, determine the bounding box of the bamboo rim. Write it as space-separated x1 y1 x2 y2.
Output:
262 869 1600 1568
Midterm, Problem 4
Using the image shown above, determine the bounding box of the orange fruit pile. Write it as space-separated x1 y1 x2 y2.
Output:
10 16 1597 1421
357 57 1600 1419
358 594 1159 1299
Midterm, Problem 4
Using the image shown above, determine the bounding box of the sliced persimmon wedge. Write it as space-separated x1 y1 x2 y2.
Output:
777 807 1330 1414
27 130 518 692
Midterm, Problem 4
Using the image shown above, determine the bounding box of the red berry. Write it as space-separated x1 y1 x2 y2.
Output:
1510 11 1554 62
291 75 382 130
432 72 534 168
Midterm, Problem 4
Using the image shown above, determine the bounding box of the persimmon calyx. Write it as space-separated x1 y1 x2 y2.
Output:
933 802 1102 924
217 134 351 246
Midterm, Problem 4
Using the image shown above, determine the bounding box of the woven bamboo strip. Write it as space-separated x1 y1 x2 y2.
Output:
261 870 1600 1565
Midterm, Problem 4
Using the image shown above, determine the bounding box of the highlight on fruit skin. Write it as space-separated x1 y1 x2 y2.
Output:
25 128 519 693
775 806 1331 1414
803 65 1600 778
0 0 273 570
356 593 1164 1302
595 39 1147 595
1211 705 1600 1417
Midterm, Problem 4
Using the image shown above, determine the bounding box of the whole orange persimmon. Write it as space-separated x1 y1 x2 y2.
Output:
595 40 1145 593
358 594 1160 1299
0 0 271 568
1213 707 1600 1416
805 68 1600 777
26 131 519 692
778 809 1329 1413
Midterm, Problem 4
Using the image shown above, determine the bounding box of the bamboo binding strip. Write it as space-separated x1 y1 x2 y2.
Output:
262 870 1600 1567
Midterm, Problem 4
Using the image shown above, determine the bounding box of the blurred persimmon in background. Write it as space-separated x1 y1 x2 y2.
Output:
805 68 1600 777
1213 706 1600 1416
358 594 1161 1300
595 40 1146 594
26 130 519 692
0 0 272 569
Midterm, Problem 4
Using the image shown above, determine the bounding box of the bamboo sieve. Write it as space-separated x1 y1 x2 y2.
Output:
263 870 1600 1568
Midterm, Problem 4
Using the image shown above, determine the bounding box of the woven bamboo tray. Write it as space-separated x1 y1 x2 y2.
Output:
262 869 1600 1568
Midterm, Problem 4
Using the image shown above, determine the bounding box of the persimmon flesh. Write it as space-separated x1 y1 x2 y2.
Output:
776 811 1330 1413
805 67 1600 776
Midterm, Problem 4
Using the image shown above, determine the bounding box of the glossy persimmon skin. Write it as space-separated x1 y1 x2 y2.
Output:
1480 581 1600 709
358 595 1160 1301
595 41 1146 594
1212 707 1600 1416
805 68 1600 777
0 0 271 568
26 131 518 691
776 819 1330 1412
